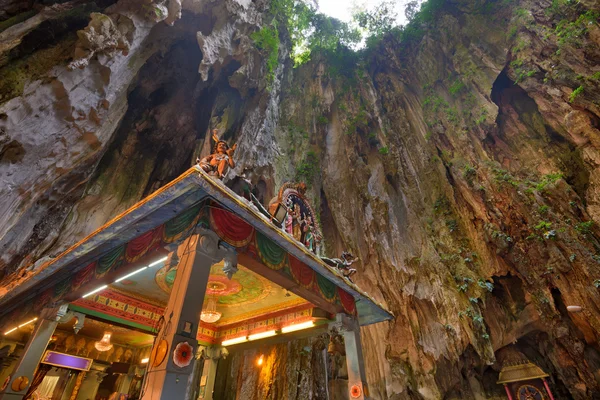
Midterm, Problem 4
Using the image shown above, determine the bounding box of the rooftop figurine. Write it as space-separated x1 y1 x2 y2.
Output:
322 251 358 282
198 129 237 179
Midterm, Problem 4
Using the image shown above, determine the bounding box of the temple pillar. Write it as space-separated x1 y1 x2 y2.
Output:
337 314 370 400
542 378 555 400
0 316 58 399
197 346 226 400
75 370 107 400
503 384 514 400
142 230 236 400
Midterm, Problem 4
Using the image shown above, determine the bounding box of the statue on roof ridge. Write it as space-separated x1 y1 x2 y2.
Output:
322 251 358 282
268 181 323 255
197 129 237 179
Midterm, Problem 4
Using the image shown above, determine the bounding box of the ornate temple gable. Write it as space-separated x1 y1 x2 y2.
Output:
0 167 391 332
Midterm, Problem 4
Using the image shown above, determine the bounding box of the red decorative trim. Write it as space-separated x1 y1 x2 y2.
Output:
338 288 356 315
209 205 254 247
125 226 163 262
73 289 164 328
72 263 95 290
289 256 315 288
216 303 313 331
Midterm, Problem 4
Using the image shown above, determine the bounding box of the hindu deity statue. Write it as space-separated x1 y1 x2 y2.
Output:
290 203 303 242
327 327 346 379
303 216 315 252
198 129 237 179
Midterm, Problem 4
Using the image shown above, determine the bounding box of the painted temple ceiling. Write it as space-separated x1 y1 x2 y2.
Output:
74 259 310 334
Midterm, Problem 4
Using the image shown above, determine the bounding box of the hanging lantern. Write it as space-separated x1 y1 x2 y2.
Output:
95 332 113 352
200 296 221 324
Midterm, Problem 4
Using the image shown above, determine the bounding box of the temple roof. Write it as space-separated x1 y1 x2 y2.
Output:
0 167 393 328
497 361 549 384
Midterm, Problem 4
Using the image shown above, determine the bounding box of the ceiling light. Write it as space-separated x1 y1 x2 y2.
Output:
141 358 149 364
18 317 38 328
4 327 17 335
248 330 276 341
82 285 108 299
148 256 168 268
221 336 248 346
200 296 221 324
281 321 315 333
95 332 113 352
114 266 147 283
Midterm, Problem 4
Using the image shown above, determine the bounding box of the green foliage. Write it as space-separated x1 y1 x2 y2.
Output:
353 0 398 41
512 38 527 53
351 0 446 46
463 164 476 185
492 167 519 187
534 221 552 231
569 85 584 103
295 150 319 184
401 0 446 42
265 0 361 69
251 26 279 85
448 79 465 97
445 107 459 124
514 7 528 18
346 108 369 135
317 115 329 125
446 219 459 232
535 173 562 191
478 279 494 292
475 108 488 125
378 146 390 155
555 11 599 48
575 221 594 235
538 205 549 214
433 196 452 215
547 0 568 15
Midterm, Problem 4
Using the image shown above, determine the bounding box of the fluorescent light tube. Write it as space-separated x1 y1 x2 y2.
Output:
18 317 38 328
148 256 168 267
222 336 248 346
248 330 277 341
82 285 108 298
281 321 315 333
4 327 17 335
115 266 147 283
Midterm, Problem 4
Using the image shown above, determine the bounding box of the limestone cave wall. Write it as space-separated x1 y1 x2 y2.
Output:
1 0 600 398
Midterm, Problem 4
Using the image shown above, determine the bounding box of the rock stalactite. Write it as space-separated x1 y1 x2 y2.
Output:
1 0 600 398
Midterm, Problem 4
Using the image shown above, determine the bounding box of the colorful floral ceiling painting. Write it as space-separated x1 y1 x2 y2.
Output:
155 263 273 307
